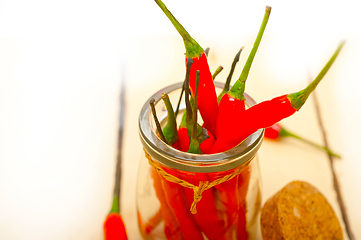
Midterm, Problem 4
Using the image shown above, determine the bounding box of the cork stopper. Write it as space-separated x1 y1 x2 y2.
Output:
261 181 343 239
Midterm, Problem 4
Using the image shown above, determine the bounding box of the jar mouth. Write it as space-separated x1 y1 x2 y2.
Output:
138 82 264 173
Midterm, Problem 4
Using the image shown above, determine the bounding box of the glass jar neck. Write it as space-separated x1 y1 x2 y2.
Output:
138 82 264 173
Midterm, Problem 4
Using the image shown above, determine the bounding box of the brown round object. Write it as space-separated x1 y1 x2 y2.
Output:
261 181 343 240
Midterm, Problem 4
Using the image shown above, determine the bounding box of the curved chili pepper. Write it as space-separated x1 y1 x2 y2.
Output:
103 196 128 240
216 6 271 139
155 0 219 137
211 42 344 153
265 123 341 158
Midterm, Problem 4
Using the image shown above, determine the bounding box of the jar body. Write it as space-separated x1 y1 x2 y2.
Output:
137 82 263 240
137 153 261 240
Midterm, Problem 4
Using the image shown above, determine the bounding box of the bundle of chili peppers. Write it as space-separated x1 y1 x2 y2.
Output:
144 0 344 239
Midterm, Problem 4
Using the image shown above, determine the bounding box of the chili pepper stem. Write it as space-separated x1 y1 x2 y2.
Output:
150 98 168 144
279 127 341 158
184 59 194 127
188 70 202 154
229 6 271 100
161 93 179 145
205 47 210 56
110 195 120 214
288 41 345 110
154 0 204 58
212 66 224 81
174 83 185 118
218 47 244 102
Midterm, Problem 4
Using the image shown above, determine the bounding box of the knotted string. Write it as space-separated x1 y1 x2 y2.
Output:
144 149 249 214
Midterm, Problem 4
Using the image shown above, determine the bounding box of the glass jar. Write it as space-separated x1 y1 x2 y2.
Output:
137 82 263 240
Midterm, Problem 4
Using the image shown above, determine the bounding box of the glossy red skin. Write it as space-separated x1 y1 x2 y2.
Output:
103 213 128 240
151 168 183 240
207 168 240 237
199 130 215 154
187 53 219 138
216 93 246 139
160 167 204 240
178 128 215 154
171 141 180 150
177 128 190 152
264 123 282 140
178 170 227 240
211 95 297 153
236 166 251 239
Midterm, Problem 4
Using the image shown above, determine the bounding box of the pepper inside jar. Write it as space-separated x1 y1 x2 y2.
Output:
137 82 264 240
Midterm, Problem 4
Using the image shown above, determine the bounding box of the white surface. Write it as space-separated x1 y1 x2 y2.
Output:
1 0 361 239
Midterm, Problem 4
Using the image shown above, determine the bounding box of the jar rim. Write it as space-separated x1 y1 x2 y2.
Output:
138 81 264 173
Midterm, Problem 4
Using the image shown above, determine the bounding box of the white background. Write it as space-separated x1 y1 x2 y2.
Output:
1 0 361 239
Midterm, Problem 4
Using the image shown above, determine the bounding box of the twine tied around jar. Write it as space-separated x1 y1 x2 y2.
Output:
144 149 249 214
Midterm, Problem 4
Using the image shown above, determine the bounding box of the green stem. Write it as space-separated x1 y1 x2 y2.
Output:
218 47 244 102
229 6 271 100
110 195 120 214
150 98 168 144
288 41 345 110
154 0 204 58
161 93 179 145
188 70 202 154
280 127 341 158
212 66 224 80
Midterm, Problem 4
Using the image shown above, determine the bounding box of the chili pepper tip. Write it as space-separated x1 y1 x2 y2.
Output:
288 41 344 111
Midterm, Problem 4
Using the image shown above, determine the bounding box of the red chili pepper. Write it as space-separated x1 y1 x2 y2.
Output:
103 211 128 240
155 0 219 137
103 194 128 240
179 171 227 240
207 169 240 238
150 168 183 239
199 130 215 154
104 77 128 240
265 123 341 158
211 42 344 153
150 95 204 239
160 167 205 240
216 6 271 140
177 69 225 239
236 166 251 239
